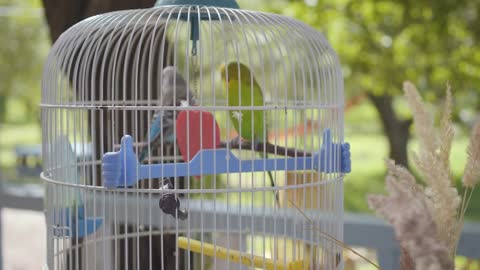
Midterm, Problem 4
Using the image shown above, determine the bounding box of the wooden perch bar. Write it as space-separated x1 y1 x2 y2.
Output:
218 140 312 158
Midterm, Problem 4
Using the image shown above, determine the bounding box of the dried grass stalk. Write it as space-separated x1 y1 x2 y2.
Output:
368 81 480 269
403 81 438 155
403 81 461 254
463 120 480 187
456 119 480 254
368 160 454 270
439 83 454 176
400 248 415 270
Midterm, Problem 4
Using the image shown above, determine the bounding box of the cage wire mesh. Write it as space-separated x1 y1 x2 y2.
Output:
41 3 349 270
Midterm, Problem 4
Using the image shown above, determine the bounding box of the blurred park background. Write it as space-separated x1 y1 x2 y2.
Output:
0 0 479 269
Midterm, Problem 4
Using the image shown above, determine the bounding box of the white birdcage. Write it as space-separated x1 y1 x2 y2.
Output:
41 0 350 269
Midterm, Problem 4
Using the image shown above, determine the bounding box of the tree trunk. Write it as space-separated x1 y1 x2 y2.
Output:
367 93 412 167
42 0 155 42
0 93 8 123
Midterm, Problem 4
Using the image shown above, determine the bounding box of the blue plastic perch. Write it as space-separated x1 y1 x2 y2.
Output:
52 206 103 238
102 129 351 188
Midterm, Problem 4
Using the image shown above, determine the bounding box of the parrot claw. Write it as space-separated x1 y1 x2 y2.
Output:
228 136 242 147
251 139 264 150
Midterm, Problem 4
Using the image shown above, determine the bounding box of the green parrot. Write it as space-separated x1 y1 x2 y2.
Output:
220 62 279 206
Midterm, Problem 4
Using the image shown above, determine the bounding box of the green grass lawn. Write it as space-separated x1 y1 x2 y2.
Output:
344 129 480 220
0 122 41 167
345 101 480 221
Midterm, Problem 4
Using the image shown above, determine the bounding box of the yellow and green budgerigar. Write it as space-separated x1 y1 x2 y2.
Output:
220 62 279 206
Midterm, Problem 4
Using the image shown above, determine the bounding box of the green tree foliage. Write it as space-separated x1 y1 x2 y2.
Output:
0 0 49 122
257 0 480 166
267 0 480 100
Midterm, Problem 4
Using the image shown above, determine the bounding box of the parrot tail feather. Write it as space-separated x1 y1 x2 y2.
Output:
138 150 147 163
256 139 280 208
266 169 280 207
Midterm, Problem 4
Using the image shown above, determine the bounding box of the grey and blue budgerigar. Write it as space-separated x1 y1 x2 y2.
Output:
138 66 196 162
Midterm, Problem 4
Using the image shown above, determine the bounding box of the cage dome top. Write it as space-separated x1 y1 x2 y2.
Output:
44 6 343 108
155 0 239 9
